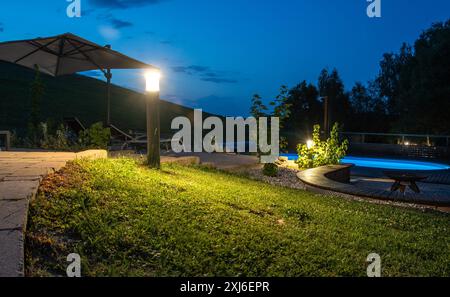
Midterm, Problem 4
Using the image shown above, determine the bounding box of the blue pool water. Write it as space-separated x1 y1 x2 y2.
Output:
280 154 450 171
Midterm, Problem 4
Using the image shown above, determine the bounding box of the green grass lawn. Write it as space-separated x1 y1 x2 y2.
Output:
26 158 450 277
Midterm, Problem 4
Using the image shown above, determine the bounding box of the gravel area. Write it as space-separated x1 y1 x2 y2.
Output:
244 165 306 190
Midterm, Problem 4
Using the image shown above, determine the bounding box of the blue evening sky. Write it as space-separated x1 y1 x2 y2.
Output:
0 0 449 116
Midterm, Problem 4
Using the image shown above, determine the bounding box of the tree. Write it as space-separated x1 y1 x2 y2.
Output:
350 82 372 114
406 20 450 134
318 68 351 130
250 94 268 119
270 85 291 129
375 43 413 118
282 81 321 148
348 81 389 132
374 20 450 134
269 85 292 150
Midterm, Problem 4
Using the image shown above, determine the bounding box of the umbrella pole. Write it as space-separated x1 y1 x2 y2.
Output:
104 45 112 127
106 69 112 126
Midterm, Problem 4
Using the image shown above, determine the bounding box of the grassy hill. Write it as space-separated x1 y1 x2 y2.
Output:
0 61 207 137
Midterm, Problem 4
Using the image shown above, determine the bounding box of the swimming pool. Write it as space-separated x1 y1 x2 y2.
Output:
280 154 450 171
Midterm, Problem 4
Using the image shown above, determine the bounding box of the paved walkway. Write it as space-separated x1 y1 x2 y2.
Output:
0 150 106 277
163 152 260 170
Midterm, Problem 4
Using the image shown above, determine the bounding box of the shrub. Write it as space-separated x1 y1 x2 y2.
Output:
79 122 111 149
263 163 279 177
296 123 348 169
38 122 71 150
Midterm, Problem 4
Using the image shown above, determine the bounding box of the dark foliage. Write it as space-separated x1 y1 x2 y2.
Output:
277 19 450 144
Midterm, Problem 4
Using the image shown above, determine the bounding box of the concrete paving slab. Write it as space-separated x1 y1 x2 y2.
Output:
0 180 40 200
30 161 68 172
3 176 42 182
11 167 54 177
0 199 29 230
0 230 24 277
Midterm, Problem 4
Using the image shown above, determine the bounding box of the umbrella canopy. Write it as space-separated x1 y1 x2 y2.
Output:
0 32 157 76
0 33 158 126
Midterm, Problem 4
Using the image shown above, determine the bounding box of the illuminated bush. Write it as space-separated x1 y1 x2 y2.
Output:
296 123 348 169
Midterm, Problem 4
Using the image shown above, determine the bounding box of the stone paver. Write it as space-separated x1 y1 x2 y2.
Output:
0 180 40 200
0 230 24 277
0 149 107 277
0 199 29 230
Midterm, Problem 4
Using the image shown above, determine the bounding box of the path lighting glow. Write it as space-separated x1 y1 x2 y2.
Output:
404 141 410 146
307 140 315 149
145 70 161 92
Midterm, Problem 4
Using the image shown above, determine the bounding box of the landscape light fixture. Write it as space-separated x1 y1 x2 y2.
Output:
307 140 315 149
145 69 161 168
145 70 161 93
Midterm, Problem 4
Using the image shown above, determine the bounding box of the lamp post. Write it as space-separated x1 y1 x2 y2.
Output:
145 70 161 169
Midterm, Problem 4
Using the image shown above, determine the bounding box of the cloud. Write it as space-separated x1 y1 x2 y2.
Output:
201 77 238 84
109 18 133 29
90 0 166 10
160 40 175 45
99 26 121 40
172 65 210 74
96 12 133 29
172 65 238 84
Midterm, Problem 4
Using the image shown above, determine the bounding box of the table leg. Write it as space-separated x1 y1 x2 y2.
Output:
409 182 420 193
391 181 401 192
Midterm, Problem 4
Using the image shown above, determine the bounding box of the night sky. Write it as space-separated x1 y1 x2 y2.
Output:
0 0 449 116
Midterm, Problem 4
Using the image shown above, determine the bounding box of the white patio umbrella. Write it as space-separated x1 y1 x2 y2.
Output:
0 32 157 125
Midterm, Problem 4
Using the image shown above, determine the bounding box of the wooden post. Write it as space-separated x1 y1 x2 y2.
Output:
0 131 11 151
5 131 10 151
146 92 160 168
323 96 329 137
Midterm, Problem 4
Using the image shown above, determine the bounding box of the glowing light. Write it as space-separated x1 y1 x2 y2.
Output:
306 139 315 149
145 70 161 92
404 141 410 146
